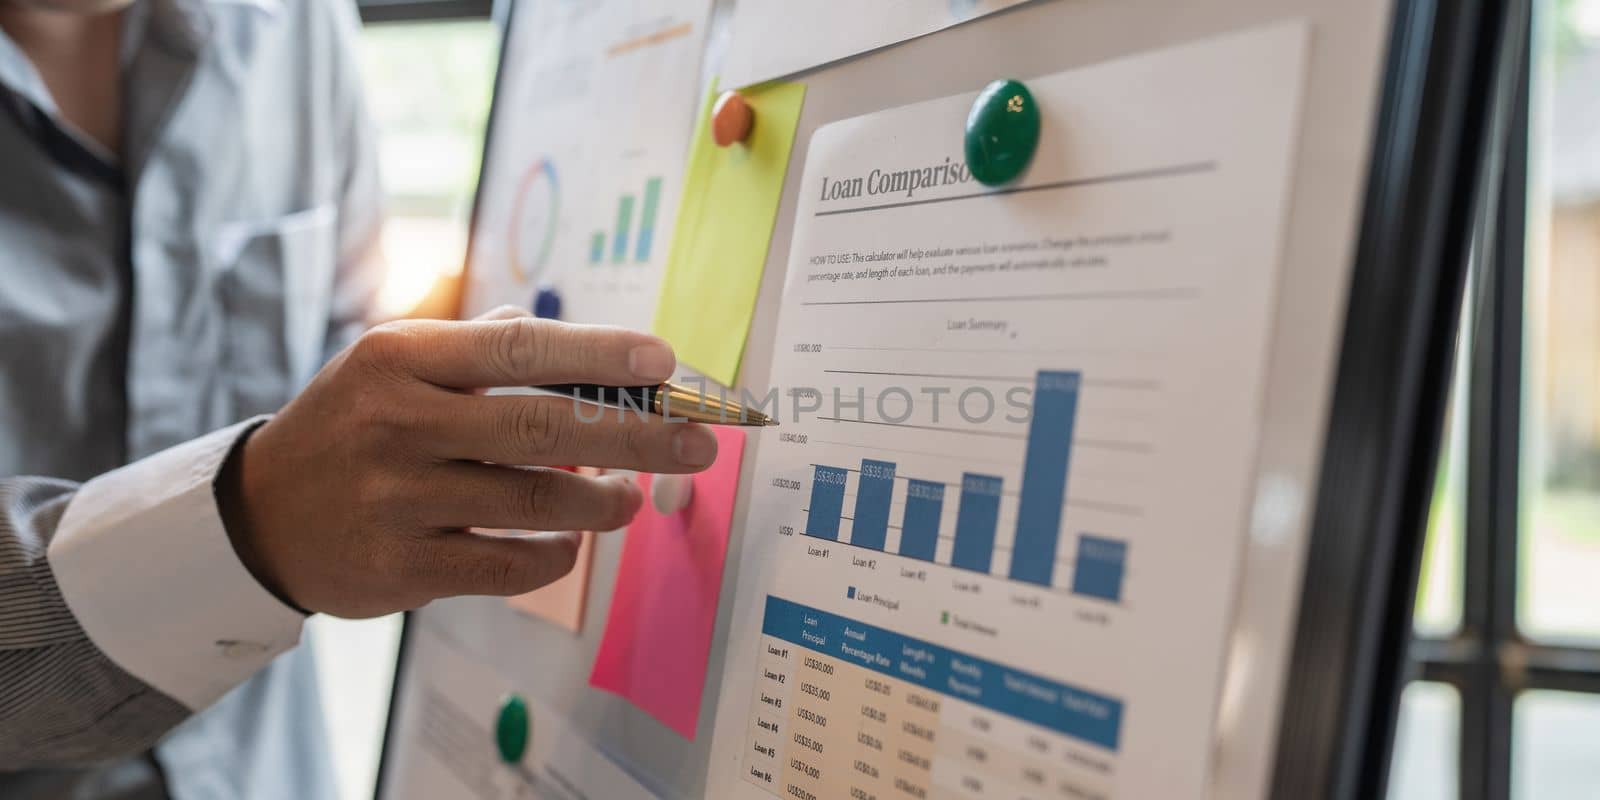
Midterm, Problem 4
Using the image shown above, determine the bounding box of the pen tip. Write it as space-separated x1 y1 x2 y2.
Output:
764 419 780 427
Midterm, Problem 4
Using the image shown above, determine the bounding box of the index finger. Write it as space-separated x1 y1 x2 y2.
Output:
367 317 677 390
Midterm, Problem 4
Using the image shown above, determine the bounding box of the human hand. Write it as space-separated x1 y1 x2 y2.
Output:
216 309 717 617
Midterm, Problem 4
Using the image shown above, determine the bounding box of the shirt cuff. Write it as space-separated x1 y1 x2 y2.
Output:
48 417 305 711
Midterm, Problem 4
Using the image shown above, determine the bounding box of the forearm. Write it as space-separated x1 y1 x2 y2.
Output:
0 478 187 769
0 420 306 769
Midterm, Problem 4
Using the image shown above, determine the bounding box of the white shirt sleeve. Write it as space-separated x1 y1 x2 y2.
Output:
46 417 306 711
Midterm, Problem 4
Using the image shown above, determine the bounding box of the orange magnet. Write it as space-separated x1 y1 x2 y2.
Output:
711 90 754 147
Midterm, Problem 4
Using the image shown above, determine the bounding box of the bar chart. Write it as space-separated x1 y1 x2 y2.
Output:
800 369 1127 600
714 30 1310 795
588 176 663 265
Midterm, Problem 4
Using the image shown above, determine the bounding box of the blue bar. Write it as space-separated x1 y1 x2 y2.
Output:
634 177 661 262
805 466 848 540
898 479 944 561
849 459 895 550
1072 535 1127 603
1010 370 1081 586
759 595 1123 750
634 228 654 263
951 473 1003 572
611 194 635 263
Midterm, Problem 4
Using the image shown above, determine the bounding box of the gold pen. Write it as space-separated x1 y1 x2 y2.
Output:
536 382 777 427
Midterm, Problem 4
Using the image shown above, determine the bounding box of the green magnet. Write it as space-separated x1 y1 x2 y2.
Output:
964 78 1040 186
494 694 529 764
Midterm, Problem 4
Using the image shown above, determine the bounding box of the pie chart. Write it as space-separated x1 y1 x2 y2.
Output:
508 158 559 283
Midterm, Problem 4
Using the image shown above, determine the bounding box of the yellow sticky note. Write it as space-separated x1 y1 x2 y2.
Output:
654 79 806 387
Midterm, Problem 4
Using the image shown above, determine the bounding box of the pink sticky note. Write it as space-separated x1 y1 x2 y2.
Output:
504 530 594 632
500 467 598 633
588 426 746 739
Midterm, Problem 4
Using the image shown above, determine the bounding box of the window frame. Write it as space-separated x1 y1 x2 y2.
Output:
1406 6 1600 798
356 0 493 26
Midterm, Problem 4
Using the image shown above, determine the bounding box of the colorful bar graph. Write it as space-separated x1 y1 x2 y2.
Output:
951 473 1003 573
1009 370 1081 586
898 479 944 561
850 460 895 550
805 466 848 540
799 368 1088 590
588 231 605 264
1072 535 1127 602
611 194 635 263
634 177 662 262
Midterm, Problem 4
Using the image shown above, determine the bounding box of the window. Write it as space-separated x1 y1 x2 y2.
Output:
1514 691 1600 796
1524 0 1600 648
361 19 499 319
1414 296 1472 640
1392 682 1462 800
1395 1 1600 797
308 11 499 800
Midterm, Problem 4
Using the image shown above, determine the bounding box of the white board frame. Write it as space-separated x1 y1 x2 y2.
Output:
377 0 1520 797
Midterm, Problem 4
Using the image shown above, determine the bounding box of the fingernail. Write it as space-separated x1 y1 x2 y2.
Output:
672 425 718 468
628 341 676 382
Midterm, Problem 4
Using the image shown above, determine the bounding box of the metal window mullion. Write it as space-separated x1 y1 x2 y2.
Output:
1460 16 1531 800
1521 642 1600 693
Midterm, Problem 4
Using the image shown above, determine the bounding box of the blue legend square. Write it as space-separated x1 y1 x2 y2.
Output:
847 586 857 599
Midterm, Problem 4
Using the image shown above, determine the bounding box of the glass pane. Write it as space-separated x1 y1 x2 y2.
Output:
310 614 405 800
1523 0 1600 642
1416 308 1470 636
1388 682 1461 800
360 21 499 318
1514 690 1600 798
306 20 499 800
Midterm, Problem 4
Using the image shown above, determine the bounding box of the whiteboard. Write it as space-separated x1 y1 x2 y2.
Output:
377 0 1505 796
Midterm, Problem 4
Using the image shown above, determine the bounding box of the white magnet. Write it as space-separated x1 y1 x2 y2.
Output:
651 473 694 515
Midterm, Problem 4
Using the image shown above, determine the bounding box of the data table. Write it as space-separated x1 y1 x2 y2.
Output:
740 598 1120 800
